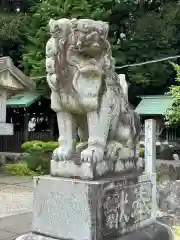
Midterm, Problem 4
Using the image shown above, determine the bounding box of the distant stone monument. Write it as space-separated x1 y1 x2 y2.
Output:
16 19 172 240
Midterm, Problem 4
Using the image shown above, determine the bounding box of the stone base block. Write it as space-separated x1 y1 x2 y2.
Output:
31 173 156 240
15 223 173 240
51 159 95 179
51 157 144 180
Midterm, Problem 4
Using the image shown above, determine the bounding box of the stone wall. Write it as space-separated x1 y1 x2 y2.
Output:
156 160 180 181
156 161 180 224
0 152 26 166
157 181 180 211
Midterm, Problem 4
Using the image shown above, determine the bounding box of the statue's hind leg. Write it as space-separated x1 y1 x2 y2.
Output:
76 115 88 153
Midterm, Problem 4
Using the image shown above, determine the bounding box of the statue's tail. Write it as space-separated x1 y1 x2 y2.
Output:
118 74 139 138
118 74 129 102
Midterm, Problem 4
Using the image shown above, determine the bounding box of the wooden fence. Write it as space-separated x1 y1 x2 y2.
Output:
0 131 57 152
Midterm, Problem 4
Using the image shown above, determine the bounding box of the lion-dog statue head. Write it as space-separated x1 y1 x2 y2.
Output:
46 18 118 113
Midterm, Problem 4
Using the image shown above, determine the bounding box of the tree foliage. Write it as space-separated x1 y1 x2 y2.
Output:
107 0 180 99
21 0 180 94
165 63 180 125
22 0 107 88
0 0 38 67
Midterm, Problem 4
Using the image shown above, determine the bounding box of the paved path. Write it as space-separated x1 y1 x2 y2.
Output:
0 212 32 240
0 176 33 218
0 176 33 239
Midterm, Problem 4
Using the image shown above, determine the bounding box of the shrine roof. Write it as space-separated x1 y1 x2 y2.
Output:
0 56 36 91
7 91 44 108
135 95 173 115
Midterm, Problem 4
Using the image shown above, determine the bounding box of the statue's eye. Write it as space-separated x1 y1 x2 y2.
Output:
53 24 59 31
100 28 103 34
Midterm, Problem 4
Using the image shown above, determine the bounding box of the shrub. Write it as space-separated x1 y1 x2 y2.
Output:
23 149 50 174
172 226 180 240
156 172 162 183
21 141 59 152
5 162 36 176
21 141 59 175
140 147 145 153
139 147 145 158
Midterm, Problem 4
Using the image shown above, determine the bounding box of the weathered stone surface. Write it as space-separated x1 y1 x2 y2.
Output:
0 152 27 164
51 155 144 180
157 180 180 213
157 181 171 211
119 223 172 240
46 18 141 179
157 214 180 227
156 160 180 181
157 215 174 227
31 174 155 240
144 119 156 174
15 223 172 240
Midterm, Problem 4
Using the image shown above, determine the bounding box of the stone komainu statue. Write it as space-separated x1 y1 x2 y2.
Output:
46 18 141 179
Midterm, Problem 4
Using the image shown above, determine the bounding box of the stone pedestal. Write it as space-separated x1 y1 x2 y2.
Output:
16 223 173 240
51 157 144 180
15 173 163 240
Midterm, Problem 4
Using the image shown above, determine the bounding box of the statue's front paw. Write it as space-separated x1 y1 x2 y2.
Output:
53 146 73 161
81 146 104 163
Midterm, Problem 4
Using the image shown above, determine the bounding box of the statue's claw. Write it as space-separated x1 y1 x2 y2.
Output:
52 146 73 161
81 146 104 164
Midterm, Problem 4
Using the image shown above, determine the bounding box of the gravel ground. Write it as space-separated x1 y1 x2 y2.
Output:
0 184 33 218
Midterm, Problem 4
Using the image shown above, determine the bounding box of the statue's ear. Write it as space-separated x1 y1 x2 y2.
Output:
49 19 56 29
103 22 109 38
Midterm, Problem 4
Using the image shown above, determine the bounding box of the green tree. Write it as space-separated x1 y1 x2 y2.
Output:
0 0 38 67
107 0 180 99
22 0 107 88
22 0 180 96
165 63 180 125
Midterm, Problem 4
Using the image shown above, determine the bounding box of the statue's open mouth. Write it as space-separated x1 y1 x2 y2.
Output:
78 42 101 56
79 66 102 77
